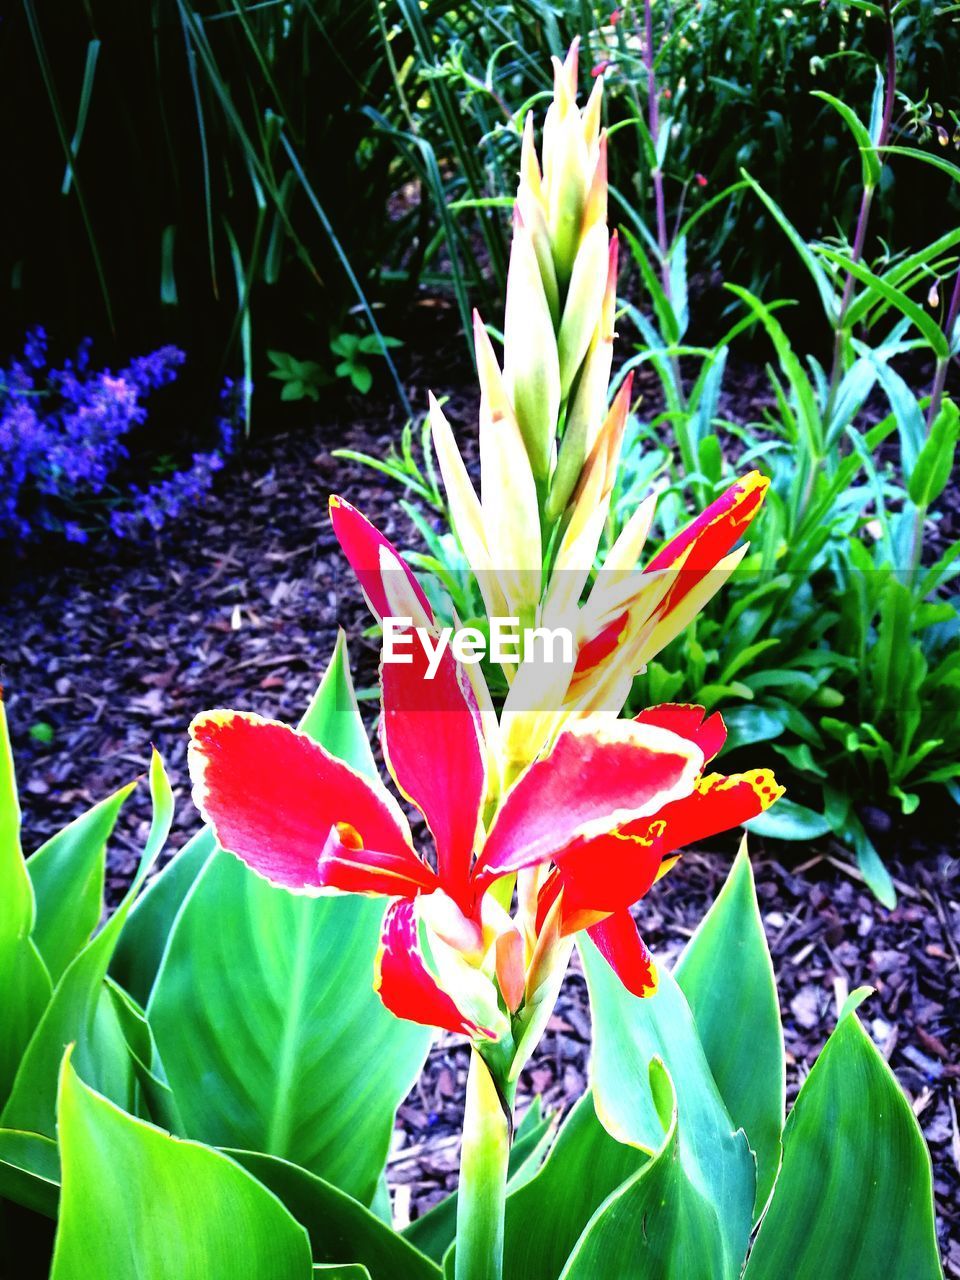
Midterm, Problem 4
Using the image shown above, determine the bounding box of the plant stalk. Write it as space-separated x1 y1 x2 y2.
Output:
454 1050 514 1280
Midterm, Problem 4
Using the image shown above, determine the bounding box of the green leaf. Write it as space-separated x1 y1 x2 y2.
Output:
147 635 427 1203
27 782 135 983
112 632 375 1006
740 171 837 322
811 91 881 188
743 1008 942 1279
816 249 949 356
559 1060 727 1277
0 1128 60 1217
351 364 374 395
228 1149 441 1279
907 399 959 507
501 1092 646 1279
745 798 832 841
579 940 755 1276
675 841 784 1216
1 752 173 1137
50 1055 312 1279
0 697 52 1106
149 853 429 1203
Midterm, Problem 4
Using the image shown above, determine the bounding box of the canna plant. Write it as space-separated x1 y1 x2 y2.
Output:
0 38 945 1280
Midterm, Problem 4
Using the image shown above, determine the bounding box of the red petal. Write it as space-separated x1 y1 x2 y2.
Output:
556 766 782 918
375 899 486 1037
189 710 430 895
329 495 433 623
645 471 768 610
587 911 657 997
380 632 486 908
633 703 726 764
475 718 701 884
572 609 630 677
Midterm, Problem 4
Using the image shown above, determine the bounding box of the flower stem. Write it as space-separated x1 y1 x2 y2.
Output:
455 1050 514 1280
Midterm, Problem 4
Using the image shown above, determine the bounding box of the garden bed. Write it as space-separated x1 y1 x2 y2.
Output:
1 303 957 1272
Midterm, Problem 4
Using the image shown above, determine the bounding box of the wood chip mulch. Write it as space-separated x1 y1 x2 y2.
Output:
1 303 957 1272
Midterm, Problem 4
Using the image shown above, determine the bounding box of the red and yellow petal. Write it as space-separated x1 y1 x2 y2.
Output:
329 495 433 624
374 898 489 1038
639 767 783 859
552 823 666 928
586 910 658 997
644 471 768 612
188 710 427 895
474 717 702 884
633 703 726 765
380 632 486 909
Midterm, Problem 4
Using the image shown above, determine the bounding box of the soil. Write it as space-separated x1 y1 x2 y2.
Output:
1 297 957 1273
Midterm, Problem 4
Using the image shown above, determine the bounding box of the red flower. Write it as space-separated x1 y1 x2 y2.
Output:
696 172 708 187
592 60 612 78
188 636 707 1040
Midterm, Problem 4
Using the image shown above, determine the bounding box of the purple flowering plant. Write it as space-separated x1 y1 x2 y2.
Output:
0 328 238 547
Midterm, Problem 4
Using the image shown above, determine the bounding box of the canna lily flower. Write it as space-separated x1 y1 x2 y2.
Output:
187 633 707 1048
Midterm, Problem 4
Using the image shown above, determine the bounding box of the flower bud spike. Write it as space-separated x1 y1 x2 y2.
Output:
428 392 509 621
557 222 610 398
582 131 609 238
581 75 604 151
474 313 542 615
503 209 562 482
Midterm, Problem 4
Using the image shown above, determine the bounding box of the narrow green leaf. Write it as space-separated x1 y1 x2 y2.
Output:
817 249 949 356
675 840 785 1216
51 1056 312 1279
744 1009 943 1279
27 783 135 983
811 91 881 188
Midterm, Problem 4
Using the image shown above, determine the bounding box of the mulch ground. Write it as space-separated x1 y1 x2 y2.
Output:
1 298 958 1273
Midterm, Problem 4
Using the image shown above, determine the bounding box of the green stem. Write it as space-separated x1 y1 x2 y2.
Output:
455 1050 514 1280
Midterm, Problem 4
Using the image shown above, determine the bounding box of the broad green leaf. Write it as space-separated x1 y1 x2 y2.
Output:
560 1061 726 1278
403 1101 556 1263
313 1268 372 1279
0 697 52 1105
228 1149 441 1279
675 841 784 1215
501 1091 646 1279
1 752 173 1136
27 782 134 983
50 1056 312 1280
150 852 429 1204
744 1009 943 1279
112 630 375 1005
0 1128 59 1217
745 797 832 840
907 399 959 508
580 939 755 1276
